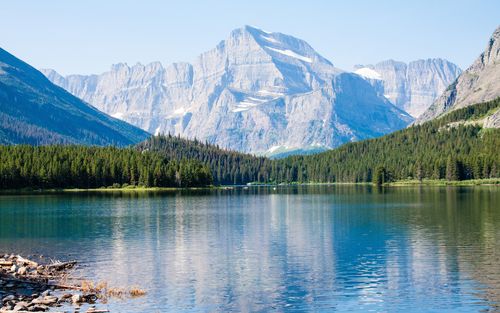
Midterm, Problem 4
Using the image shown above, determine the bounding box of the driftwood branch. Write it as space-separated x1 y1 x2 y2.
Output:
46 260 77 270
15 255 39 267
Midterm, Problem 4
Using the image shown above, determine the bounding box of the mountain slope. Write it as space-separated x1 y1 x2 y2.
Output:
0 48 149 145
416 26 500 124
137 134 271 185
354 59 461 117
42 25 413 154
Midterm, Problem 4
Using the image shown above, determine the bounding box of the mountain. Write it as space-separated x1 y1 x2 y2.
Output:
353 59 461 117
416 26 500 124
139 98 500 185
0 48 149 145
42 25 413 154
288 99 500 183
273 98 499 183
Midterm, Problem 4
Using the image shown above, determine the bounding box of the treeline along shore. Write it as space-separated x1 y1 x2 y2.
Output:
0 146 212 189
0 99 499 189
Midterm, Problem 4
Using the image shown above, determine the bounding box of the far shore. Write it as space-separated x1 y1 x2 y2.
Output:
0 178 498 195
387 178 500 186
0 186 214 194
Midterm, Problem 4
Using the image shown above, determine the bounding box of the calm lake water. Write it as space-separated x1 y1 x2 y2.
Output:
0 186 499 312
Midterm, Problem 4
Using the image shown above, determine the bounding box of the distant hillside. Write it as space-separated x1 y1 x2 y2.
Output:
137 135 271 185
417 26 500 125
0 48 149 145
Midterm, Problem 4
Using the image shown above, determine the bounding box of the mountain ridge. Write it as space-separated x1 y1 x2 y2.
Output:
0 47 149 145
353 58 462 117
42 25 413 154
416 25 500 124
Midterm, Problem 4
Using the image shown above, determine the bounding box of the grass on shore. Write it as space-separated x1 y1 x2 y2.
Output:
0 185 214 194
0 178 498 194
388 178 500 186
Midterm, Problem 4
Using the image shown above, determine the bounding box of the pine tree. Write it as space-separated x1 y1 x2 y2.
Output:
446 156 459 181
415 161 423 182
372 166 387 186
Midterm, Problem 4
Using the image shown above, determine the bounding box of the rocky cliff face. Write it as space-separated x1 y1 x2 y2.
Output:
353 59 461 117
42 25 413 154
416 26 500 125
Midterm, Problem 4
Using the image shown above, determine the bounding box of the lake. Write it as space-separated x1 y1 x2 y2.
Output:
0 186 499 312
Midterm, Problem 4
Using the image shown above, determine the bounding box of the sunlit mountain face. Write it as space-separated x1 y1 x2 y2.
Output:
43 25 412 155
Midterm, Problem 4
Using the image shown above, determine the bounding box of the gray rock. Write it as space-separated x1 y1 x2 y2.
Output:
353 59 461 117
42 25 413 154
416 26 500 125
2 295 15 302
29 304 49 312
31 295 58 305
71 294 82 304
17 267 27 275
13 301 29 311
483 109 500 128
0 303 14 311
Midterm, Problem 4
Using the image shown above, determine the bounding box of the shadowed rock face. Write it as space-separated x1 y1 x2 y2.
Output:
42 25 413 154
0 48 149 146
353 59 462 118
416 26 500 125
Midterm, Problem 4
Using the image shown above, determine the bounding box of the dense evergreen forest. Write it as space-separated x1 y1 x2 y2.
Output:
0 99 498 189
0 146 212 189
137 136 272 185
272 98 500 184
141 98 500 185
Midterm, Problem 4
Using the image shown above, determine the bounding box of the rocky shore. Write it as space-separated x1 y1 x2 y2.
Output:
0 254 139 313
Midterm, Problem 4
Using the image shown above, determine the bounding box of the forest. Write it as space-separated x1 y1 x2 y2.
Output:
139 98 500 185
0 146 212 189
137 135 272 185
0 98 499 189
271 98 500 184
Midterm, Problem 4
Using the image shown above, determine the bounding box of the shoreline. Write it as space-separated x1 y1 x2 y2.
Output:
0 253 145 312
0 178 498 195
386 178 500 186
0 186 214 195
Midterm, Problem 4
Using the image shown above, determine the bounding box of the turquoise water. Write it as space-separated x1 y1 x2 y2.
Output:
0 186 499 312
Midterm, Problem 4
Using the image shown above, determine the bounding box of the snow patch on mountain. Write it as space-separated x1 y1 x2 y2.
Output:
266 47 312 63
261 35 279 44
42 25 413 154
112 112 125 119
257 89 285 96
354 67 382 80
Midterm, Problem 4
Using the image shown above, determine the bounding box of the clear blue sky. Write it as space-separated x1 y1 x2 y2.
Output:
1 0 498 75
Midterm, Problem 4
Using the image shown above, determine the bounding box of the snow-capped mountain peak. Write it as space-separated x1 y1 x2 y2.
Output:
42 25 413 154
238 25 332 67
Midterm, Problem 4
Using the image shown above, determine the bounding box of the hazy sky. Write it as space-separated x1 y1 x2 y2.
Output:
1 0 499 75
